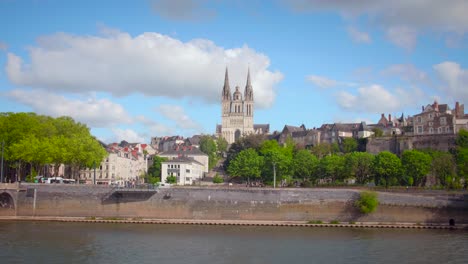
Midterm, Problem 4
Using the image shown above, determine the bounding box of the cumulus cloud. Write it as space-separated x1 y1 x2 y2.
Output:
157 104 202 131
111 128 145 143
135 115 175 136
283 0 468 48
335 84 406 113
6 30 283 108
6 89 132 127
306 75 338 89
151 0 216 21
381 64 430 84
346 26 372 44
433 61 468 103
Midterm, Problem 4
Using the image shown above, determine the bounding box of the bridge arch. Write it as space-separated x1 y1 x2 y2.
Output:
0 191 16 215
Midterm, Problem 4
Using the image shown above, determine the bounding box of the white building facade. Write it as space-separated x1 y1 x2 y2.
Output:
161 157 204 185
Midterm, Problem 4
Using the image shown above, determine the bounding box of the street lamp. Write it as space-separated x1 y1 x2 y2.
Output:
93 160 96 185
272 161 276 189
1 140 4 183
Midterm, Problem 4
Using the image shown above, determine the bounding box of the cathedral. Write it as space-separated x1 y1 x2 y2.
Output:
216 68 269 144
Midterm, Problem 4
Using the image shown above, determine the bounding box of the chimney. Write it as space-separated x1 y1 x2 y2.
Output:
422 106 424 111
388 114 392 122
455 102 460 117
434 100 439 111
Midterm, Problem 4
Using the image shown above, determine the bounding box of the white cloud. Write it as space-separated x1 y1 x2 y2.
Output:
6 89 132 127
111 128 145 143
346 26 372 44
433 61 468 103
381 64 430 84
283 0 468 48
135 115 175 136
6 29 283 108
386 26 417 50
335 85 402 113
157 104 202 131
0 41 7 51
306 75 338 89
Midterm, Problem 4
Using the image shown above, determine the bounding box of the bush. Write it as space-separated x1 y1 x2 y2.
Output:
213 174 224 184
355 191 378 214
308 220 323 224
166 175 177 184
330 220 340 224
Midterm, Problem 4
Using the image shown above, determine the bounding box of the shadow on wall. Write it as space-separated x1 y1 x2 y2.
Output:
101 191 157 205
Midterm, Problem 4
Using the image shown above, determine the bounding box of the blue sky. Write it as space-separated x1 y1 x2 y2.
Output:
1 0 467 143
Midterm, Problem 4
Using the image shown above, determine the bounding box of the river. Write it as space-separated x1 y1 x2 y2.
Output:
0 221 467 264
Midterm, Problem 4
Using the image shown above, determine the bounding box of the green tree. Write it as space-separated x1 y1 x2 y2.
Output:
216 136 228 154
345 152 374 184
372 151 402 188
259 140 293 183
213 173 224 183
199 135 218 170
147 156 168 184
342 138 358 153
166 175 177 184
430 151 457 187
319 154 345 183
372 127 384 137
292 149 319 182
401 150 432 186
227 148 263 180
455 129 468 187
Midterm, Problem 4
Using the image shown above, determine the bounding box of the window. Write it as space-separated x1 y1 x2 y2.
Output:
440 117 446 125
429 128 433 134
417 116 422 123
438 127 443 133
429 114 433 119
417 126 423 134
429 122 433 126
186 169 190 173
446 127 450 132
185 177 191 181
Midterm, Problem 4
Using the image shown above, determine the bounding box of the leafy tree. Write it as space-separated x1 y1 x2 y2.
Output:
430 151 456 187
310 143 336 159
455 129 468 187
355 191 378 214
345 152 374 184
318 154 345 183
147 156 168 184
342 138 358 153
224 134 266 169
166 175 177 184
216 136 228 154
372 127 384 137
199 135 218 170
401 150 432 186
227 148 263 180
259 140 293 183
292 149 319 181
372 151 402 188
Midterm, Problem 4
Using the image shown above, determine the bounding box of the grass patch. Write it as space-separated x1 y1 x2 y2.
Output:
348 221 356 225
330 220 340 224
102 217 124 221
308 220 323 224
85 216 96 220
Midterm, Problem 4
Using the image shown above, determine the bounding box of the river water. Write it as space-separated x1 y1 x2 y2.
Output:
0 221 467 264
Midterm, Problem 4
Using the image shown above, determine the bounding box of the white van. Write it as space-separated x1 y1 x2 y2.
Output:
44 177 64 184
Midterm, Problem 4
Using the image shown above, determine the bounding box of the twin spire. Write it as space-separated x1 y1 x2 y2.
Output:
222 67 253 101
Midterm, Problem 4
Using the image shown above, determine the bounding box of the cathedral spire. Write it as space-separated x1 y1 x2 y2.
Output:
244 67 253 101
222 67 231 100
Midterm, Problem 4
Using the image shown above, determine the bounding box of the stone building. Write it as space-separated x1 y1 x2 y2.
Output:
413 101 456 135
216 68 269 144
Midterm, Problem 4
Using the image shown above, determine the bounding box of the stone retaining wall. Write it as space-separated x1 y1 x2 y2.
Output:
9 184 468 224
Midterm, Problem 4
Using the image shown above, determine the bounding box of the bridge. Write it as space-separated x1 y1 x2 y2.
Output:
0 183 27 215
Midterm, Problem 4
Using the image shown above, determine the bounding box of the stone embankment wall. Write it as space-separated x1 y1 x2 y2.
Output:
367 134 456 155
9 184 468 224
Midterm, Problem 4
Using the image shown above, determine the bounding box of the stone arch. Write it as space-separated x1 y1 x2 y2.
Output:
0 192 15 215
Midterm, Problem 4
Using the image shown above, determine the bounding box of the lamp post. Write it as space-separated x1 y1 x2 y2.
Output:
93 161 96 185
272 161 276 189
1 140 4 183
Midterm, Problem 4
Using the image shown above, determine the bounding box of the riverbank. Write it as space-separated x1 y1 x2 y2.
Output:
1 216 466 230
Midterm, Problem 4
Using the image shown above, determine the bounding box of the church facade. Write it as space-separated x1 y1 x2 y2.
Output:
216 68 269 144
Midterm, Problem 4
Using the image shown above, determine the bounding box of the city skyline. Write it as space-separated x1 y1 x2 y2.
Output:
1 1 467 143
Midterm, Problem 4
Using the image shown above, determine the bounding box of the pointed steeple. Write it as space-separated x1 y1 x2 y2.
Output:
244 67 253 101
222 67 231 101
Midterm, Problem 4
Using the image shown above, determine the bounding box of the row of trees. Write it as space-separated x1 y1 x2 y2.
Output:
0 113 107 182
224 130 468 188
